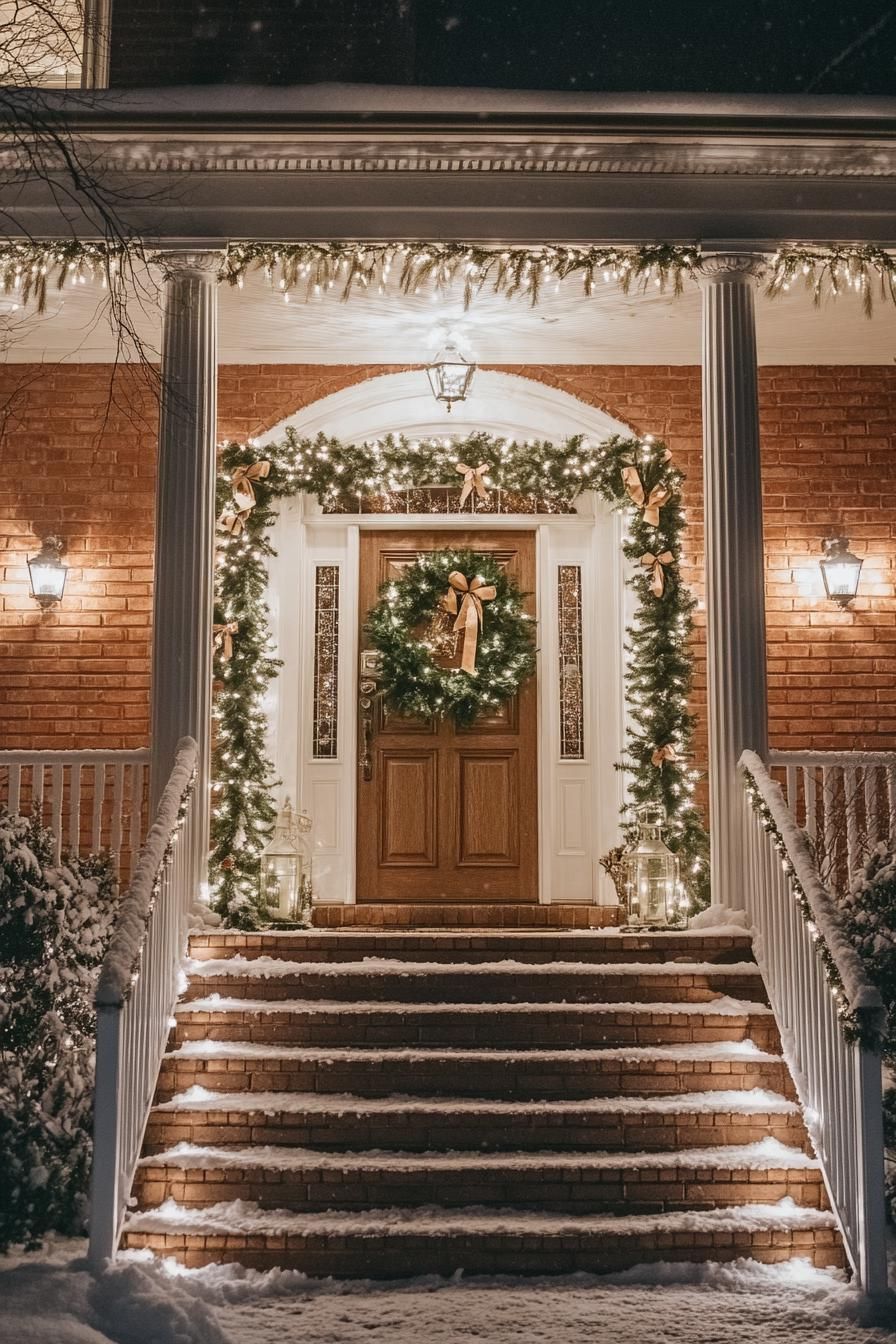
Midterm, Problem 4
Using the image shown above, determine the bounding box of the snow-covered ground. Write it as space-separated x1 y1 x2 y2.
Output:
2 1239 895 1344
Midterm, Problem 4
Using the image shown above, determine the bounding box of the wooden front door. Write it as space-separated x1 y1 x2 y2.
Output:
357 530 538 903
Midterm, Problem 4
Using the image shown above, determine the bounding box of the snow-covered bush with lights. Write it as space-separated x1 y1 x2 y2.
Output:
841 842 896 1215
0 809 118 1250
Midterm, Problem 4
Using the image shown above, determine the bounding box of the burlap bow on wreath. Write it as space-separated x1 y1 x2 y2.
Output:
441 570 497 674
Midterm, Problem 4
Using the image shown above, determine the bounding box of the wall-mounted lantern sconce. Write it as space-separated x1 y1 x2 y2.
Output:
425 341 476 412
819 535 863 606
27 535 68 608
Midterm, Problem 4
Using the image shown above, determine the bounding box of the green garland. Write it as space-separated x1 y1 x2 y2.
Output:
4 238 896 316
365 548 536 728
0 241 128 312
222 242 699 307
766 244 896 317
211 429 709 926
741 761 884 1050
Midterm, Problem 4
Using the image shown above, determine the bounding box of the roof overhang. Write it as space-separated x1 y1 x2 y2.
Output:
3 86 896 244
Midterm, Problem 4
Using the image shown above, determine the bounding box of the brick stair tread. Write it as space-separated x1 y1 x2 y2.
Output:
186 956 762 980
139 1139 819 1174
177 995 773 1018
165 1041 780 1064
189 930 753 963
124 1197 837 1239
153 1087 801 1118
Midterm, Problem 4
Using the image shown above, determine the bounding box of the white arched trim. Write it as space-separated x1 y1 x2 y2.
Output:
256 367 635 449
262 368 630 908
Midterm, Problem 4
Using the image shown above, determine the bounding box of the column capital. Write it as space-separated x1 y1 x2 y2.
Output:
698 251 768 285
151 249 224 282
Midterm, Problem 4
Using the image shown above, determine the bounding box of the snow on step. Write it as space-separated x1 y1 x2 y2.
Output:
178 993 773 1017
155 1086 801 1116
165 1040 780 1063
142 1138 819 1173
124 1196 836 1238
185 955 762 979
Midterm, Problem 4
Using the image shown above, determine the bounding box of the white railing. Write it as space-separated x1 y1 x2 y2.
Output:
769 750 896 896
0 749 151 882
88 737 199 1270
740 750 887 1295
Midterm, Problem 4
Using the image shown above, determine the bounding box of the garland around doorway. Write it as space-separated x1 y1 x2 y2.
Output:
211 428 710 928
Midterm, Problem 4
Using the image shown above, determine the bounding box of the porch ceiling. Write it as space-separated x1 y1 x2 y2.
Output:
3 263 895 365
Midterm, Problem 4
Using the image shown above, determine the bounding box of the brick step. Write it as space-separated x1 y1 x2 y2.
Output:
121 1200 845 1274
173 997 780 1052
188 930 752 966
312 903 620 929
182 959 766 1006
134 1141 825 1216
157 1042 791 1102
145 1089 809 1156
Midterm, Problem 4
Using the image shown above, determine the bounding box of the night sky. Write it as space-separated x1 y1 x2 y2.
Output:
414 0 896 94
165 0 896 93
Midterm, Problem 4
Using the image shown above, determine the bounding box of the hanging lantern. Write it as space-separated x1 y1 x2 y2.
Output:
260 799 313 925
425 341 476 412
621 802 687 929
27 535 68 608
819 535 863 606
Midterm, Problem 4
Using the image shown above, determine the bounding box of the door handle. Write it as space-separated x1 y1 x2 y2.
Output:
359 676 377 780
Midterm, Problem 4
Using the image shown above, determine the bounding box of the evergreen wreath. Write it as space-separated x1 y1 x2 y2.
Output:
211 428 710 927
365 548 536 729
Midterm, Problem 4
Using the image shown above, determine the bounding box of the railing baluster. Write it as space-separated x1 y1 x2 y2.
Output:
804 767 817 845
785 764 797 822
111 763 125 859
844 766 859 880
128 762 145 885
51 764 64 864
70 762 83 858
92 764 106 853
8 763 21 815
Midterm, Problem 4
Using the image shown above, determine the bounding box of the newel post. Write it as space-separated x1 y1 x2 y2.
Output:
149 250 221 889
699 253 769 905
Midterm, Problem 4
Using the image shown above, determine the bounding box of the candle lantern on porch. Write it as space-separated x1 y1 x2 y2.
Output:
261 799 313 925
621 802 687 929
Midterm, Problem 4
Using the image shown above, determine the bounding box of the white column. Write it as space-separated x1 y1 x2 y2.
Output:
149 251 220 889
700 253 769 905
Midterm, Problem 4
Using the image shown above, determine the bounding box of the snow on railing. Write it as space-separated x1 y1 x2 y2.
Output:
0 748 150 882
768 750 896 897
88 737 198 1270
739 750 887 1295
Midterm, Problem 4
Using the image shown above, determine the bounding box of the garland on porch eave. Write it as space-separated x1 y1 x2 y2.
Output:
210 429 710 928
3 239 896 315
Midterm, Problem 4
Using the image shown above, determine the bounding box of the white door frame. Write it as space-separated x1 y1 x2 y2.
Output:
259 370 634 906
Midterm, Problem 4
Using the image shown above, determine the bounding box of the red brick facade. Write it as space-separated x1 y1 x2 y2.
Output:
1 362 894 764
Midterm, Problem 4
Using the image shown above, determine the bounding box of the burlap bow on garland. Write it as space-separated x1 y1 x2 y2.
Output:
365 546 536 728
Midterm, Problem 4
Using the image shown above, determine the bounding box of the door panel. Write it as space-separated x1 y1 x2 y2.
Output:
379 751 437 866
357 529 538 903
456 751 518 865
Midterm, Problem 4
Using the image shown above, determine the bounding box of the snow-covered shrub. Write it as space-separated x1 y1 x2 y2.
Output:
0 809 118 1251
841 842 896 1215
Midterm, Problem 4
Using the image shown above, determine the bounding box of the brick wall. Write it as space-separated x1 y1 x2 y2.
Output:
1 362 894 761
